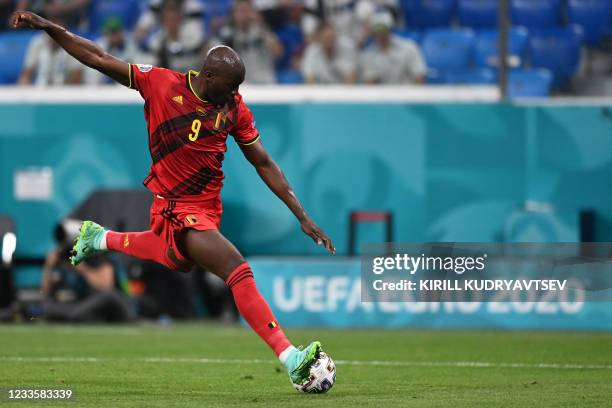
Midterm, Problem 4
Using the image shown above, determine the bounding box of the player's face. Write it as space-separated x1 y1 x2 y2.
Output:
206 74 240 106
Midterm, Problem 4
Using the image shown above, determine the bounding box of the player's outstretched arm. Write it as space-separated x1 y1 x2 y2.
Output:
11 11 129 87
240 141 336 254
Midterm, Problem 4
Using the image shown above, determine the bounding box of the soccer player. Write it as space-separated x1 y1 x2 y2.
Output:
12 11 336 388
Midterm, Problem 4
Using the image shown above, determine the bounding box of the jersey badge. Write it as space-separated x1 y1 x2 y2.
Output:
136 64 153 73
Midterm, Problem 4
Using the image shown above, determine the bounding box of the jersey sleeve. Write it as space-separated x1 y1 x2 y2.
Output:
128 63 169 99
231 98 260 146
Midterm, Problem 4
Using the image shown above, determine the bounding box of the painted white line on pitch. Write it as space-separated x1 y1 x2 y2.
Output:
0 326 144 336
2 356 612 370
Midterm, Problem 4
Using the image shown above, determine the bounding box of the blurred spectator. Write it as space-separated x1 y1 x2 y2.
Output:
135 0 203 46
41 245 134 322
301 22 357 84
252 0 288 31
84 18 138 85
147 0 204 73
360 11 426 84
274 1 306 72
217 0 283 84
15 0 91 31
18 16 82 85
301 0 355 40
301 0 398 42
1 0 14 30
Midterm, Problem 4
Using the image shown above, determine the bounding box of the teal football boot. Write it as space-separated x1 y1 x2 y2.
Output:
284 341 322 385
69 220 106 266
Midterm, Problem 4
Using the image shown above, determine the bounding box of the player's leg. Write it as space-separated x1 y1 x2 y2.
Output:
175 228 321 384
70 221 183 270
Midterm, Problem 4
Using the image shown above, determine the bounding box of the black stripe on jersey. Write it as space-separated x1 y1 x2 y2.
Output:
167 153 224 197
150 112 224 164
168 166 217 196
129 64 136 90
150 112 199 163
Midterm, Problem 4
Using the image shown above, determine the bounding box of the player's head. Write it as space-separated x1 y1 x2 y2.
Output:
201 45 246 106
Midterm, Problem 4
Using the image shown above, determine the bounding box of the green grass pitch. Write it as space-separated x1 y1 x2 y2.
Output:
1 324 612 407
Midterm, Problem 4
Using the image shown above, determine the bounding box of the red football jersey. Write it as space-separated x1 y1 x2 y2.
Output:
128 63 260 202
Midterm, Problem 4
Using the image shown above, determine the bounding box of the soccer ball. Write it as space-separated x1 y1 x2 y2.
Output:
293 352 336 394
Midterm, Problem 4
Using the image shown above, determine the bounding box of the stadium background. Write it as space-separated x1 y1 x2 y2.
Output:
1 1 612 406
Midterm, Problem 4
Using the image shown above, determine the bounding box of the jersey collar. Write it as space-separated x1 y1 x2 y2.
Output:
186 70 207 103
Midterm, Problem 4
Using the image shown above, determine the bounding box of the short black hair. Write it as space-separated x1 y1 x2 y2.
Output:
202 45 246 84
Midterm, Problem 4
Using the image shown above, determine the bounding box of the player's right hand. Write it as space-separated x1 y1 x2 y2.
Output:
11 11 49 30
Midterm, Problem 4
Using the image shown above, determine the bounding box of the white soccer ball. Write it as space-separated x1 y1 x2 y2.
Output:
293 351 336 394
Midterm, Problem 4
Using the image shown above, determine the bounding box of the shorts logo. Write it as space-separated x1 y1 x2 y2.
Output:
196 107 207 117
123 235 130 248
185 215 198 225
172 95 183 104
136 64 153 73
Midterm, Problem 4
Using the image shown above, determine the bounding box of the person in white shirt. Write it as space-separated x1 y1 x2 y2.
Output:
84 17 138 85
217 0 283 84
302 22 357 84
146 0 205 73
360 11 426 84
18 15 81 85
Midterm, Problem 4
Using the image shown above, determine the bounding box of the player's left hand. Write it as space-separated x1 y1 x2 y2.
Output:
11 11 49 30
301 219 335 254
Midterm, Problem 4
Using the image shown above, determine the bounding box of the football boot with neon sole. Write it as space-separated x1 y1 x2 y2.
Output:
284 341 322 385
69 220 106 266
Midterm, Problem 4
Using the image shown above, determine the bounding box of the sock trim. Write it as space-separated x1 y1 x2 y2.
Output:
226 263 252 287
279 345 296 364
228 271 253 289
99 230 108 250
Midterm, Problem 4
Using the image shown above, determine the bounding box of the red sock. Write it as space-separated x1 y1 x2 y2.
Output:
227 263 292 356
106 230 176 270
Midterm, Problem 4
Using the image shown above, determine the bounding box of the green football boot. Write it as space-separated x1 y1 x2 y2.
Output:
284 341 322 385
69 220 106 266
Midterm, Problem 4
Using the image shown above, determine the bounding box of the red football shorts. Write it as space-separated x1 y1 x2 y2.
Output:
149 194 222 268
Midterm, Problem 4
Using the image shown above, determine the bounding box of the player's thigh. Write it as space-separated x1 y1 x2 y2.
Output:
176 228 245 280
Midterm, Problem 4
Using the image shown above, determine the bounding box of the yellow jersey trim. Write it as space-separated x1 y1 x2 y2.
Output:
239 135 261 146
127 63 132 89
188 70 207 102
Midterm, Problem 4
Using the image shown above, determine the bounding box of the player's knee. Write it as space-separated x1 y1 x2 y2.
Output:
219 256 247 281
225 261 254 288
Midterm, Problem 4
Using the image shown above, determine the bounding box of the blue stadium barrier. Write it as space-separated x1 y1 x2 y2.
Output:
508 69 553 98
0 31 38 84
422 28 475 73
510 0 563 28
567 0 612 46
250 258 612 330
474 27 529 68
458 0 498 28
527 26 583 86
443 67 497 84
393 28 422 43
401 0 456 28
88 0 142 33
277 69 304 84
